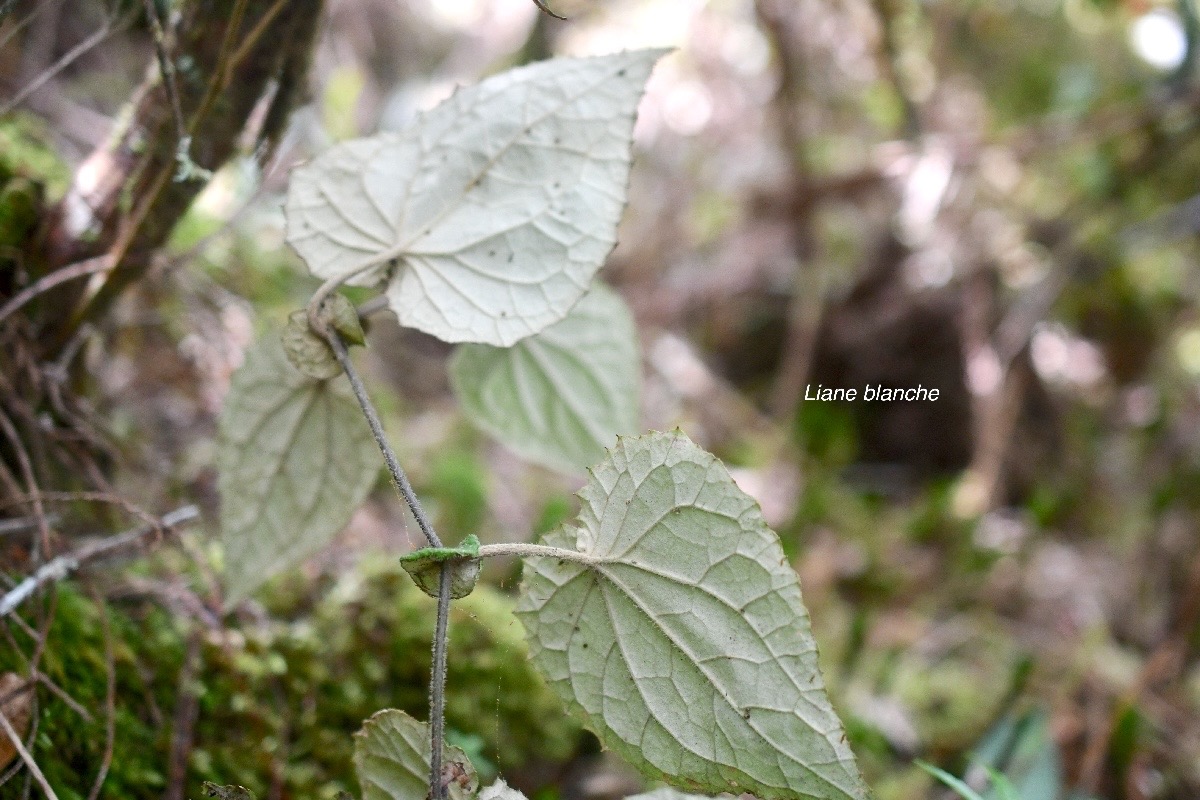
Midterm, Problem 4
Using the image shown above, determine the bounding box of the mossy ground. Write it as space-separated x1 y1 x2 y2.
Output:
0 558 582 799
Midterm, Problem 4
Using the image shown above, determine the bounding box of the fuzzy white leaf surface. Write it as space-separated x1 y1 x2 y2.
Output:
217 337 377 606
515 431 868 800
286 49 666 346
627 789 730 800
449 283 639 473
478 779 529 800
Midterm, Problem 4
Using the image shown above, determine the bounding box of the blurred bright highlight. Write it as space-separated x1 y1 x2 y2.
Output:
1130 9 1187 71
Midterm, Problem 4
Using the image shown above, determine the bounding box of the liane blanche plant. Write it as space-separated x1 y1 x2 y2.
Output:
216 49 869 800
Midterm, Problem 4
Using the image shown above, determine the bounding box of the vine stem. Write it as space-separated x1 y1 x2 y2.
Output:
311 289 588 800
316 303 450 800
320 325 442 550
429 564 452 800
477 542 600 565
306 254 402 332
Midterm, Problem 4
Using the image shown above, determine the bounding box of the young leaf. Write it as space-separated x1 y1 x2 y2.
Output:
514 431 868 800
286 49 667 346
282 310 343 379
400 534 483 599
478 779 529 800
354 709 479 800
449 283 640 473
218 337 378 607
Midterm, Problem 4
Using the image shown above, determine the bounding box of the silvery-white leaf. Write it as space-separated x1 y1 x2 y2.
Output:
515 431 868 800
218 336 377 606
449 283 639 473
479 779 529 800
286 49 667 346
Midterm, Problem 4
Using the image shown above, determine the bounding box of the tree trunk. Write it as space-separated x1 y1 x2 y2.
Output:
33 0 323 358
0 0 324 499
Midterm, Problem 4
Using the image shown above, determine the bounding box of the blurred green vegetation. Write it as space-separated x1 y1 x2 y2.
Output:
5 0 1200 796
0 559 582 799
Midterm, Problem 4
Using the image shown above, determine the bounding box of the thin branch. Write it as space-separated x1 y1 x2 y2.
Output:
0 11 125 116
33 673 93 723
0 408 50 558
0 491 162 527
0 516 61 538
222 0 289 83
0 506 200 618
163 631 203 800
114 576 221 629
322 329 442 549
316 295 451 800
0 256 114 328
531 0 566 21
429 565 452 800
754 0 829 421
0 706 57 800
1 609 38 658
140 0 186 141
0 0 54 53
868 0 922 138
0 679 32 714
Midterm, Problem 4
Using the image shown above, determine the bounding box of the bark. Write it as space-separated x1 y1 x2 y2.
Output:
32 0 324 358
0 0 324 498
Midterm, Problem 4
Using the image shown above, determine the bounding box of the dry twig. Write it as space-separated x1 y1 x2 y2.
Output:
0 505 200 618
0 706 57 800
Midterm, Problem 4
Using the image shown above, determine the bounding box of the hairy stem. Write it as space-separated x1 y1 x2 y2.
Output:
355 294 389 318
429 564 452 800
322 317 451 800
477 542 599 565
322 329 442 549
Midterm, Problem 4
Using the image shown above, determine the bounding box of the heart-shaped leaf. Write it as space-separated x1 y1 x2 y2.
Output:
286 49 667 346
449 283 639 473
354 709 479 800
218 336 378 606
515 431 868 800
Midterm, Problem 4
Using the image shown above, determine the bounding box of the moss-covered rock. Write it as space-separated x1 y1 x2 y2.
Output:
0 558 583 799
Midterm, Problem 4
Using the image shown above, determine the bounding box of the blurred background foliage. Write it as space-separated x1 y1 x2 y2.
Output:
2 0 1200 798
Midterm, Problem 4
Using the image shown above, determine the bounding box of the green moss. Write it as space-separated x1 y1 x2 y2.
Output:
0 558 582 798
0 112 71 199
891 628 1017 750
0 178 42 252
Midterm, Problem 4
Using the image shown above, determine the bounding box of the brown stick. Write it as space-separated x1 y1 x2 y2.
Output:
754 0 828 421
0 505 199 618
164 631 204 800
0 706 57 800
0 256 113 327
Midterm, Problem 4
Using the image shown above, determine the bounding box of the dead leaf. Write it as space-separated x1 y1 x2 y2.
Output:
0 672 33 771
